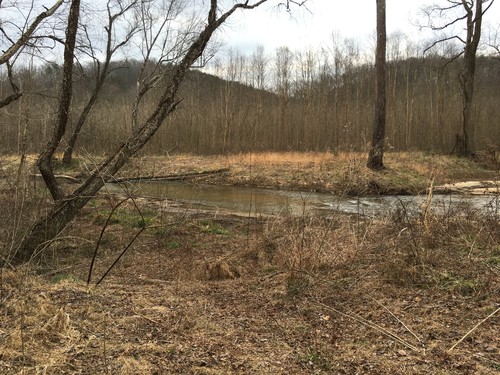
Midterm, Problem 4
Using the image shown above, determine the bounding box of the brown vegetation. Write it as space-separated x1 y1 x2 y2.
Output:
1 153 499 373
2 54 499 156
114 152 498 195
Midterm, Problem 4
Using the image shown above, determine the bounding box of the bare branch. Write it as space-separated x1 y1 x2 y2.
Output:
424 35 465 54
0 61 22 108
0 0 64 65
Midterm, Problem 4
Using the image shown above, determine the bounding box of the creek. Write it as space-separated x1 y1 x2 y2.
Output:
104 180 500 218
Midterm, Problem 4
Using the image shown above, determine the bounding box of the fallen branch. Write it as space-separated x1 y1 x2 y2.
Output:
109 168 230 183
370 295 422 343
32 173 80 183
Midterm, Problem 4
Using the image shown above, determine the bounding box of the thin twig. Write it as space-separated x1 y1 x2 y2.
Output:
95 227 145 287
313 300 420 352
87 196 130 284
448 307 500 352
370 295 422 343
132 309 164 325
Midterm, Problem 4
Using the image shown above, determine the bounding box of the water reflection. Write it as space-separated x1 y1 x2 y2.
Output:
104 180 499 217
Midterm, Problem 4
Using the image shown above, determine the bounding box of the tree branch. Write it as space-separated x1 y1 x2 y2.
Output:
423 35 465 54
0 60 22 109
0 0 64 65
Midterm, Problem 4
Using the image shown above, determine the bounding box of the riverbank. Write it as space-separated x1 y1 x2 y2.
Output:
2 151 498 195
74 151 499 195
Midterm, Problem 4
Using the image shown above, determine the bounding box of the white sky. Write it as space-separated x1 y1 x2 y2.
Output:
216 0 500 55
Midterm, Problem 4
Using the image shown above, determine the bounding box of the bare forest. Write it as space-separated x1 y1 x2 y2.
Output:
1 44 500 155
1 0 499 373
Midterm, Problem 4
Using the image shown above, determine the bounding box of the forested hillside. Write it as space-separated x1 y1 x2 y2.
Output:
1 53 499 155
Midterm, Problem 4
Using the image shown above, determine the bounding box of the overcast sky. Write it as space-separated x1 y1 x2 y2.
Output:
216 0 500 55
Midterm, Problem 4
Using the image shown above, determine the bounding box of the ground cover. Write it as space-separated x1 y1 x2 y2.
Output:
118 151 498 193
0 152 499 374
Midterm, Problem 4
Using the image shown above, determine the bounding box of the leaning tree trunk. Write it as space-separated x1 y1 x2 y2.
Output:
367 0 387 170
15 0 266 263
16 51 190 263
16 104 178 262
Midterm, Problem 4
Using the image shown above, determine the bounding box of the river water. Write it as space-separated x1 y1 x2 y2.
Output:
104 180 499 218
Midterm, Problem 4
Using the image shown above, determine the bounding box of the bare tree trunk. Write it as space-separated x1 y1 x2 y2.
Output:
15 0 268 263
367 0 386 170
424 0 492 155
62 2 138 165
456 0 483 156
37 0 81 201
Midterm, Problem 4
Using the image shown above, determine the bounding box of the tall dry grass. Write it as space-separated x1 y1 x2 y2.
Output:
256 186 499 297
0 155 53 265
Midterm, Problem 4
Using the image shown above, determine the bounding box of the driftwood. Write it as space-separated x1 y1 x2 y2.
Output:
433 180 500 195
109 168 230 183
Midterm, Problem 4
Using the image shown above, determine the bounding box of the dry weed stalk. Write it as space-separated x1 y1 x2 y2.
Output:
448 306 500 352
422 176 435 233
1 154 48 265
313 300 421 352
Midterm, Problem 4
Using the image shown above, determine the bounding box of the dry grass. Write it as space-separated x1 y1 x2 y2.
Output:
1 151 496 194
1 192 499 373
0 152 499 373
114 152 497 195
226 151 337 166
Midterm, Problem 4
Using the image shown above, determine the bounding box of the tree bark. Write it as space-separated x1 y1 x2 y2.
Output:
37 0 81 201
456 0 483 156
15 0 268 263
367 0 387 170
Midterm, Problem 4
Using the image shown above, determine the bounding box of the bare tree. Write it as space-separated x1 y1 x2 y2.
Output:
129 0 192 133
15 0 281 263
37 0 81 201
423 0 495 156
61 0 140 165
367 0 387 170
250 45 267 90
274 46 293 149
0 0 65 108
486 24 500 58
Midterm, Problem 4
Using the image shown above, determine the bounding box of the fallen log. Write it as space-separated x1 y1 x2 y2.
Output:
109 168 230 183
32 173 80 183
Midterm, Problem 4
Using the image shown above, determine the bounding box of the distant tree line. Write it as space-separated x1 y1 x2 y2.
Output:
1 47 499 155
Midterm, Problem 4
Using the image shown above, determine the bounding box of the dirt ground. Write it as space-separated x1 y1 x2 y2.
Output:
1 152 499 374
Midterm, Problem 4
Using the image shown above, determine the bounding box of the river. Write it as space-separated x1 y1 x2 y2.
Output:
104 180 499 218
